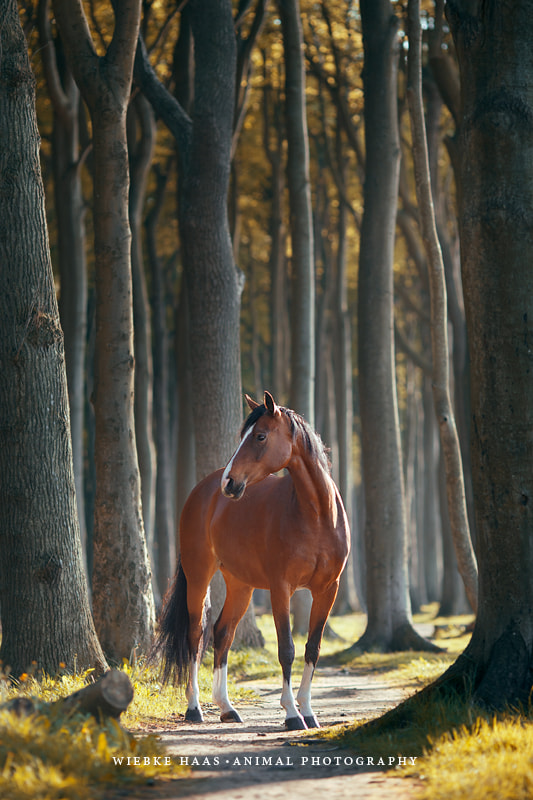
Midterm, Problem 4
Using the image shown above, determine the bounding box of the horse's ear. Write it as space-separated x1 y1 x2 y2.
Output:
264 391 279 415
245 394 260 411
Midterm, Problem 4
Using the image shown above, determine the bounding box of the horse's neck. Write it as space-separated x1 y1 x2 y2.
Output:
287 450 336 521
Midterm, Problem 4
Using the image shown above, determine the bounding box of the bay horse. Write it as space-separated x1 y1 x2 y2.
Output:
154 391 350 730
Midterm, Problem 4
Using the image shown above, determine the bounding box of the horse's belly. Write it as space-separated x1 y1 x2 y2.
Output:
212 532 271 589
208 494 279 590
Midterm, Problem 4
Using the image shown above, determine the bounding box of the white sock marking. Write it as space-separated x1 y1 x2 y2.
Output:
213 665 234 714
280 677 301 721
296 662 315 718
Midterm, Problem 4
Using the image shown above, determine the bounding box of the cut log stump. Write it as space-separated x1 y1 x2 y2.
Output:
3 669 134 720
56 669 134 718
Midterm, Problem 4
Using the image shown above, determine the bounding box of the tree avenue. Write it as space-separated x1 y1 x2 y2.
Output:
2 0 533 718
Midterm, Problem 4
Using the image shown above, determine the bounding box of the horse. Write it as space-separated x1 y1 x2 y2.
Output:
153 391 350 730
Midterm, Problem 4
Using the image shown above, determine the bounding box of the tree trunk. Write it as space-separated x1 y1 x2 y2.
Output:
128 92 158 602
146 166 176 599
0 0 106 677
134 0 263 646
278 0 316 636
52 0 155 661
438 451 468 616
262 56 288 401
332 141 358 613
442 0 533 707
406 0 477 613
422 376 441 602
279 0 316 424
180 0 243 479
355 0 434 652
180 0 261 645
37 0 89 570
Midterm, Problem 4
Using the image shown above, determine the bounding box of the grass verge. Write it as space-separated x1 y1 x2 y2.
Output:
312 610 533 800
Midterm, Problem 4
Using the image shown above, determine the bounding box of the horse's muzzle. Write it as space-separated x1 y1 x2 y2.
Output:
221 476 246 500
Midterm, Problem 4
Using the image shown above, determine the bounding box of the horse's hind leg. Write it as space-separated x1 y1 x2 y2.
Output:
182 558 217 723
212 573 254 723
296 581 339 728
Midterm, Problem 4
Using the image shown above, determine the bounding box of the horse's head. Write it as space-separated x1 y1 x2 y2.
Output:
221 391 293 499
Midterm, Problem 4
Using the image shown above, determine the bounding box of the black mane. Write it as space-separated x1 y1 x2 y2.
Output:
241 403 331 474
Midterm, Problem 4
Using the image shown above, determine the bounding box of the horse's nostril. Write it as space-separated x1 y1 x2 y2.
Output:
221 476 246 499
221 476 234 496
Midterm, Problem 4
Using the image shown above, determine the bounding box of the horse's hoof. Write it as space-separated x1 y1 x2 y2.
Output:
185 707 204 723
220 709 243 723
285 715 308 731
304 715 320 728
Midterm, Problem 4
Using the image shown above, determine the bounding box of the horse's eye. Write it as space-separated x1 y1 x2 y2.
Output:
256 432 267 443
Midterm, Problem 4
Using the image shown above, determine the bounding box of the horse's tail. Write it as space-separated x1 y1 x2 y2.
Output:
151 558 211 687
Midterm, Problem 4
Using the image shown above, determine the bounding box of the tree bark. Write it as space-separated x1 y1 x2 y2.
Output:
146 166 176 599
261 54 289 401
279 0 316 424
128 93 158 602
179 0 243 479
355 0 435 652
442 0 533 707
0 0 106 677
52 0 155 661
37 0 89 569
406 0 478 613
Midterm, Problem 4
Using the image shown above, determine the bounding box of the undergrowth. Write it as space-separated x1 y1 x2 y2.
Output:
0 664 188 800
0 700 182 800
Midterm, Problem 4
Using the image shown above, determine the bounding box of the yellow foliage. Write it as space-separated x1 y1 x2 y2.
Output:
0 706 182 800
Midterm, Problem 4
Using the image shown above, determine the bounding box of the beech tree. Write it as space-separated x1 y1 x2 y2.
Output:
355 0 434 651
37 0 89 566
441 0 533 706
0 0 106 677
51 0 155 660
406 0 477 613
135 0 263 646
278 0 316 635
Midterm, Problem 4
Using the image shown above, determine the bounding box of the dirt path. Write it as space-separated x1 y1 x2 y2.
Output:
122 666 422 800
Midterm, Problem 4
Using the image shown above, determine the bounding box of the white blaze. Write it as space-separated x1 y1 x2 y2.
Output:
221 424 254 490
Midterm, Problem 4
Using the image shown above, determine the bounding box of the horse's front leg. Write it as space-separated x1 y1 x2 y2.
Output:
296 581 339 728
271 587 307 730
212 574 254 723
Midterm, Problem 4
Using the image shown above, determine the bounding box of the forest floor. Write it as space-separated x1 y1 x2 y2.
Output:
112 658 426 800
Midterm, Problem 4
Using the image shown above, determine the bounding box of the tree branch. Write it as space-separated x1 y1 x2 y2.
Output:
134 33 192 166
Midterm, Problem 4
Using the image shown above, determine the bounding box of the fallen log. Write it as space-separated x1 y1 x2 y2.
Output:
3 669 134 720
56 669 134 719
